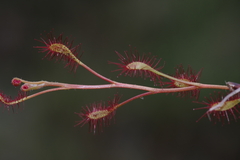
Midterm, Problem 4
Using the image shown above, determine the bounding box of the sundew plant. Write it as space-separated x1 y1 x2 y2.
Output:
1 30 240 134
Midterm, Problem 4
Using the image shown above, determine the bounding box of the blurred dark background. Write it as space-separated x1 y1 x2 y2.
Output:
1 0 240 160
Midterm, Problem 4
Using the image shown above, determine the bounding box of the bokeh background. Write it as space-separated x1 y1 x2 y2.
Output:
1 0 240 160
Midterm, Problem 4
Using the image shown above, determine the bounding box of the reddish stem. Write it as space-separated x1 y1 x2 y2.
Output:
80 62 116 84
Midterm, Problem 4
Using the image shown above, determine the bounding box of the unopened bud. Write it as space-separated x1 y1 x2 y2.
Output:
21 83 45 91
11 78 22 86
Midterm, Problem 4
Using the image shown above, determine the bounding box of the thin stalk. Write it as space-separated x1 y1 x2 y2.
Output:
150 69 228 89
114 91 154 110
